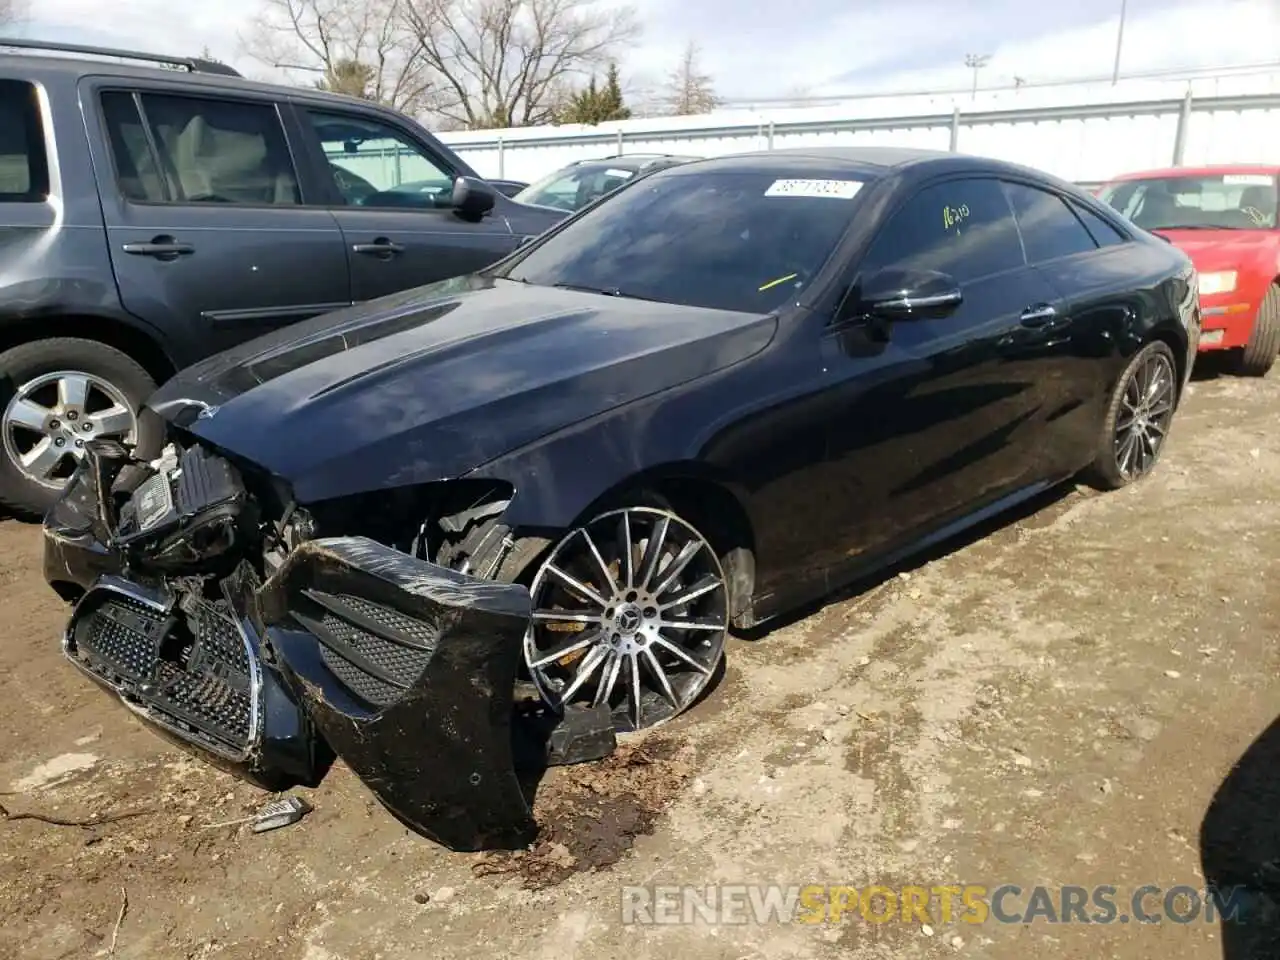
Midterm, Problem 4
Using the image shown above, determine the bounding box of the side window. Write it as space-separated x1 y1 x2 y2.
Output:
860 178 1024 284
1002 181 1097 263
102 91 299 206
305 111 453 209
0 79 49 201
1068 200 1128 247
100 93 166 203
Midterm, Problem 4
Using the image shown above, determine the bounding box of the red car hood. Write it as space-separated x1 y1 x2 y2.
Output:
1152 228 1280 274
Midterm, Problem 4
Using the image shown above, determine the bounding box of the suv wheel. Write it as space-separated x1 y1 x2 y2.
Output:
0 338 160 518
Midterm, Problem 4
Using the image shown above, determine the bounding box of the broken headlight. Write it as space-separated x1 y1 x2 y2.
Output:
114 443 254 572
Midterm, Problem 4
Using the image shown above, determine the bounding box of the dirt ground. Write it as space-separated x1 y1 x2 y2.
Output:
4 360 1280 960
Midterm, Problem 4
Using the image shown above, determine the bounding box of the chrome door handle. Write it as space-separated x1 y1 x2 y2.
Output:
352 238 405 257
1019 304 1058 328
122 236 194 260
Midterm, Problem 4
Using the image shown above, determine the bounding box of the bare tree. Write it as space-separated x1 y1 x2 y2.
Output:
661 41 718 116
401 0 640 130
240 0 435 112
319 59 378 98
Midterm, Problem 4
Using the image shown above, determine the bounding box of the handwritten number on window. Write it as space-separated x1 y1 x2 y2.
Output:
942 203 971 231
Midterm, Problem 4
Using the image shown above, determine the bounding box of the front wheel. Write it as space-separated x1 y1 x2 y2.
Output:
442 500 732 734
523 506 730 734
1084 340 1178 490
1236 284 1280 377
0 338 160 517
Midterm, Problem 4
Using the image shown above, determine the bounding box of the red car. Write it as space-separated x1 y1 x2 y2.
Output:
1098 165 1280 376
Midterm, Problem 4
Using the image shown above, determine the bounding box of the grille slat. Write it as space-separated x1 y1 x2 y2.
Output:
83 596 168 681
75 594 254 751
296 591 441 709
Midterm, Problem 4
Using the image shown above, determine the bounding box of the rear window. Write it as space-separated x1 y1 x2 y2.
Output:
0 80 49 202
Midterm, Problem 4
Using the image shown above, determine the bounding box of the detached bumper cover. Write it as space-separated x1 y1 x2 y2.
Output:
44 450 615 852
256 537 538 851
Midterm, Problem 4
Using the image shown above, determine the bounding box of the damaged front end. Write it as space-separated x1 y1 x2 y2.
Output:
43 438 615 851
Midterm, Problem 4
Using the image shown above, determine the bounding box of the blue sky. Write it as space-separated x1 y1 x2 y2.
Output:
7 0 1278 107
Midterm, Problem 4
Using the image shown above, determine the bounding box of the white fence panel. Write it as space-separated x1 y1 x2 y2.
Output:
435 68 1280 187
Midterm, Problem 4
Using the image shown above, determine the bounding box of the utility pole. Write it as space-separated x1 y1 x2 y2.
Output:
1112 0 1128 84
965 53 991 101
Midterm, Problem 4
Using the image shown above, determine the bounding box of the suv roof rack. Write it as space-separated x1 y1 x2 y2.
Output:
0 37 242 77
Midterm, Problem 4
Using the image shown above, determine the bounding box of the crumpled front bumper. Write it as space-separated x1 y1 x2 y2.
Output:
43 452 615 852
256 537 539 850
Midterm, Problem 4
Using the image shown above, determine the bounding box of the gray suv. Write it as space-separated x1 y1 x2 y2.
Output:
0 39 565 515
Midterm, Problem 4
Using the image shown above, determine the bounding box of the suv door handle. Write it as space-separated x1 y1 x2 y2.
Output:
352 238 405 257
1019 304 1059 328
122 236 194 260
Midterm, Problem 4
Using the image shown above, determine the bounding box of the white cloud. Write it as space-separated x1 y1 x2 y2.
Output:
830 0 1280 98
9 0 1280 110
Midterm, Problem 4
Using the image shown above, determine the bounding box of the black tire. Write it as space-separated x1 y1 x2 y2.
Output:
437 490 739 725
1236 284 1280 377
0 338 161 518
1083 340 1179 491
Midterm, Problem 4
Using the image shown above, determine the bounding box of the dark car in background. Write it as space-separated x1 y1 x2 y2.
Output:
0 38 565 515
44 146 1198 852
489 179 529 198
511 153 699 211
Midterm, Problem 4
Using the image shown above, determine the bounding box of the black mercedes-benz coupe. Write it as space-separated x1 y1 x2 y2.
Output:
43 146 1200 851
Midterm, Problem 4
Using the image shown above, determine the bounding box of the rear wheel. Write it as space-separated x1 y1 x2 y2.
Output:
1084 340 1178 490
0 338 160 517
1236 284 1280 377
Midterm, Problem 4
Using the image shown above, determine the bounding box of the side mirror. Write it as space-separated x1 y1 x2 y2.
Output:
451 176 496 219
857 268 963 320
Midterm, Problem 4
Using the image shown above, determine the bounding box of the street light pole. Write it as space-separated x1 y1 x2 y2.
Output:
1111 0 1128 84
964 53 991 101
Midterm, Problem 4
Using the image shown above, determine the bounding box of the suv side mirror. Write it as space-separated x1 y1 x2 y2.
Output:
452 176 496 219
857 268 963 320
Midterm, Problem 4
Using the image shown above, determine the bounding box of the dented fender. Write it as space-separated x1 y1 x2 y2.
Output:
255 536 539 851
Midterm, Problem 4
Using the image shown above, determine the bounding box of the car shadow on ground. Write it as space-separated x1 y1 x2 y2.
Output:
1191 351 1241 382
1201 715 1280 958
737 482 1077 641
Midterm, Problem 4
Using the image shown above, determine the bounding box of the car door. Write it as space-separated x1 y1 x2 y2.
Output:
1000 180 1131 477
292 106 522 302
817 176 1065 574
90 85 352 363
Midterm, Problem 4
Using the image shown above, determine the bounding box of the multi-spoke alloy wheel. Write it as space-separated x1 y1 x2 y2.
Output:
1 370 138 487
523 506 729 733
1113 350 1176 481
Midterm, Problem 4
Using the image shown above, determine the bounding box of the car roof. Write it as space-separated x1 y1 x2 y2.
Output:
574 154 697 168
0 43 376 110
1106 164 1280 182
660 146 1058 184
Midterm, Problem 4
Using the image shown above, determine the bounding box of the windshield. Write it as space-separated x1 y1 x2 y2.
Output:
500 169 866 313
1099 173 1279 230
513 163 642 211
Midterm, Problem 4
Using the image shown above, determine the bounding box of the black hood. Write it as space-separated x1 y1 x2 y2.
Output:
148 275 777 502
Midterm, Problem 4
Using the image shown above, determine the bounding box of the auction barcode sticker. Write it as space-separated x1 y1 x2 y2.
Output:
764 178 864 199
1223 174 1274 186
